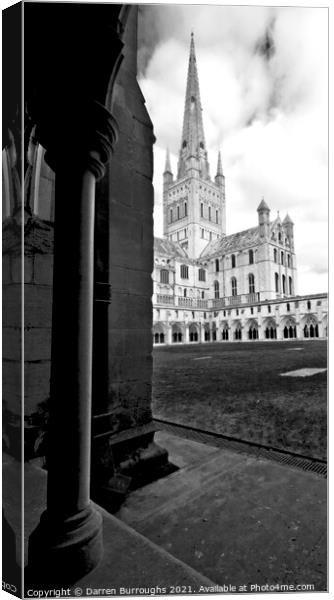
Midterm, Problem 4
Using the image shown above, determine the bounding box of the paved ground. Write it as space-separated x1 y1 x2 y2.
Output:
3 429 327 593
117 430 327 592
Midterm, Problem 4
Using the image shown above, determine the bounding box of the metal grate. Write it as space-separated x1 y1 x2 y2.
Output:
154 418 327 478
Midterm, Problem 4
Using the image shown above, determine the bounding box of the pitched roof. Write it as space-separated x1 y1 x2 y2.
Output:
154 237 188 258
200 226 260 258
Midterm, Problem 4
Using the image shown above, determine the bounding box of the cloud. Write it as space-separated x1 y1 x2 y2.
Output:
138 5 328 295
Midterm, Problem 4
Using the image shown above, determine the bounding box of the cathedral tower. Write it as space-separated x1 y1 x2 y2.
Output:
163 33 226 258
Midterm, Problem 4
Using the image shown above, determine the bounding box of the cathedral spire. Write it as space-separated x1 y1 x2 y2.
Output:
177 33 209 180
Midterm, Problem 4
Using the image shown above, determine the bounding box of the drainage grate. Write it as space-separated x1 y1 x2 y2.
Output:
154 418 327 478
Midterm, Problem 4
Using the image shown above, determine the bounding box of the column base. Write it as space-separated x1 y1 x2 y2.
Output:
27 504 103 586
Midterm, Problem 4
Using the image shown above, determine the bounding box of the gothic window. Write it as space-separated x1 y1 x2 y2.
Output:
248 326 258 340
184 202 187 217
231 254 236 268
198 268 206 282
177 206 180 220
248 273 255 294
268 305 271 313
289 276 293 295
183 289 187 297
160 269 169 284
170 208 173 223
307 300 311 309
249 249 254 265
282 274 286 294
208 206 211 221
216 210 219 224
275 272 279 293
287 254 291 268
215 258 219 272
278 232 282 242
281 251 284 265
201 291 205 299
214 280 220 299
200 202 204 217
180 264 189 279
231 277 237 296
287 303 290 312
274 248 277 263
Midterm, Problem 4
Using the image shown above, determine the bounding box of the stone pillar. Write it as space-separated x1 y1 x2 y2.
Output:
166 324 172 345
27 103 118 584
185 325 190 344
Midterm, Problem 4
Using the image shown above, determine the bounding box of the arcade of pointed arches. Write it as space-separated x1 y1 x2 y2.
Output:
153 313 326 344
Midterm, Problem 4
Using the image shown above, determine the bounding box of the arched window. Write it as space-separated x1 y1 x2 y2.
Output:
231 277 237 296
160 269 169 284
289 276 293 295
214 280 220 299
273 248 277 263
221 324 229 341
208 206 211 221
184 202 187 217
248 273 255 294
231 254 236 268
177 206 180 220
180 264 189 279
249 249 254 265
307 300 311 309
287 254 291 268
170 208 173 223
183 288 187 297
281 251 284 265
215 258 219 272
234 325 242 340
287 303 290 312
200 203 204 217
282 274 286 294
198 268 206 282
216 210 219 224
275 272 279 293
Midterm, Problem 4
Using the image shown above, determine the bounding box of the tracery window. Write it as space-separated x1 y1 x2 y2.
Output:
248 273 255 294
160 269 169 284
180 264 189 279
231 277 237 296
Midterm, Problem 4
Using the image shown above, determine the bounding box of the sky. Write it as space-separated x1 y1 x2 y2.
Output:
137 4 328 296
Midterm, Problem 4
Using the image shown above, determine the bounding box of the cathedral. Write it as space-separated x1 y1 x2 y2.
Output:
152 34 327 345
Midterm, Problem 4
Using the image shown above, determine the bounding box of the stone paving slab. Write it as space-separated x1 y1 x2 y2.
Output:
117 432 327 591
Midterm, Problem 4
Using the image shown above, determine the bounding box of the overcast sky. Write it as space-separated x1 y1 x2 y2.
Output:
137 4 328 296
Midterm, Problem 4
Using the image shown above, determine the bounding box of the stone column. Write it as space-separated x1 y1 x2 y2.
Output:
28 102 118 585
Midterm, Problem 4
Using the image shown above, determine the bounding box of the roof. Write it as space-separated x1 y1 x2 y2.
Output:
154 237 188 258
257 198 270 211
200 226 260 258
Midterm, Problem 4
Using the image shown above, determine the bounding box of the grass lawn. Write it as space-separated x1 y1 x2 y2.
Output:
152 340 327 460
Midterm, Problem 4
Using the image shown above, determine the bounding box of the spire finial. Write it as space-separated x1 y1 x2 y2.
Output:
216 150 223 176
164 148 172 174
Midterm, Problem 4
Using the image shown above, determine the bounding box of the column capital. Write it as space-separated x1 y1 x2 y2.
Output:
35 100 119 180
